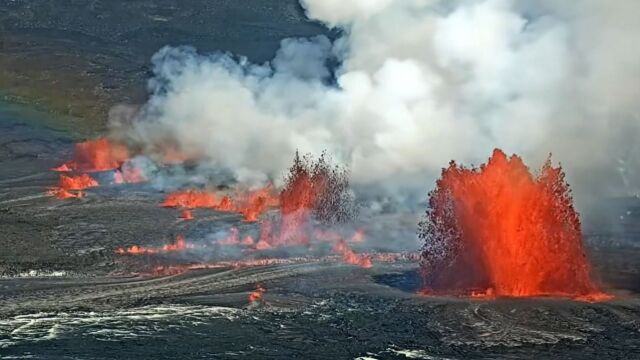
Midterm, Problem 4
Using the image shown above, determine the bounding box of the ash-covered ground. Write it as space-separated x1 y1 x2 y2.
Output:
1 103 639 359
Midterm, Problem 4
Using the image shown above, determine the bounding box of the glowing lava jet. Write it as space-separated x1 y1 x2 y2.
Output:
53 138 130 172
115 235 192 255
419 149 608 300
47 174 99 199
258 151 356 247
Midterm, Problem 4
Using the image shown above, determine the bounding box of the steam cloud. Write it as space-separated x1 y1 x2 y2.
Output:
110 0 640 207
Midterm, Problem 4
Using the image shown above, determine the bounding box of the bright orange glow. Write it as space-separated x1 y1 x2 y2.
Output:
233 186 280 222
58 174 99 190
120 153 371 269
54 138 130 173
248 285 266 303
48 174 98 199
333 239 373 268
47 188 85 199
115 235 192 255
256 155 330 248
161 186 278 222
161 190 219 208
420 149 607 299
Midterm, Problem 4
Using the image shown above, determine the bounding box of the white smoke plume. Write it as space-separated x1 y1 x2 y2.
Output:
110 0 640 206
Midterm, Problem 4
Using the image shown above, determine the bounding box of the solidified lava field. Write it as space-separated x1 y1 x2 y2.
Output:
0 103 639 360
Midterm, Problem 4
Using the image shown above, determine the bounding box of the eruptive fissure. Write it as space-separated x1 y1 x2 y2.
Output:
47 174 99 199
161 186 279 223
53 138 130 173
48 138 145 199
115 235 192 255
108 151 371 269
419 149 608 300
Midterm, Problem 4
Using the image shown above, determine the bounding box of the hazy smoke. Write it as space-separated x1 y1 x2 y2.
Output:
110 0 640 206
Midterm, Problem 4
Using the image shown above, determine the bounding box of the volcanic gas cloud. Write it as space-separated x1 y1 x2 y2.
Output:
419 149 607 299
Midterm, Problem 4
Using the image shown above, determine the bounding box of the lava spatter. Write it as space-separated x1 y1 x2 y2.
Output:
419 149 607 299
53 138 130 173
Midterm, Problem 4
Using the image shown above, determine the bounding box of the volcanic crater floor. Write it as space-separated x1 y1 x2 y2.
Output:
1 108 640 359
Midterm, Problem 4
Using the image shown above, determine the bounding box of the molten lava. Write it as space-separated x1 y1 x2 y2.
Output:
258 151 348 247
48 189 85 200
117 152 371 269
333 239 373 268
234 186 280 222
419 149 605 299
248 285 266 303
54 138 130 172
115 235 192 255
58 174 99 191
161 187 279 222
47 174 98 199
162 190 219 208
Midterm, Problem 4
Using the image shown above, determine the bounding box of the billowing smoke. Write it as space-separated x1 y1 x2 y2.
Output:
109 0 640 209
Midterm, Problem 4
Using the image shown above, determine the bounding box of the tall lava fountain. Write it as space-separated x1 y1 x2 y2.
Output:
419 149 605 298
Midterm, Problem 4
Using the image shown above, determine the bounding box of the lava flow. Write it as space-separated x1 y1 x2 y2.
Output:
53 138 130 172
47 174 99 199
419 149 608 299
248 285 266 303
117 152 373 269
333 239 372 268
161 187 279 222
115 235 192 255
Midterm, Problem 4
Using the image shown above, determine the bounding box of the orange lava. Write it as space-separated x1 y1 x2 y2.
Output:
47 174 98 199
162 190 219 208
248 285 266 303
234 186 280 222
119 152 371 269
47 188 85 199
58 174 99 190
180 209 194 220
161 187 278 222
420 149 606 299
54 138 130 173
115 235 192 255
256 152 333 248
333 239 373 268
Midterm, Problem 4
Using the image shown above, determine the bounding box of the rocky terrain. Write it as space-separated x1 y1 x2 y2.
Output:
0 0 328 135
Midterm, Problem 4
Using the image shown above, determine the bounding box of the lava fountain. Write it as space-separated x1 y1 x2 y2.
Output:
419 149 606 299
52 138 130 172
